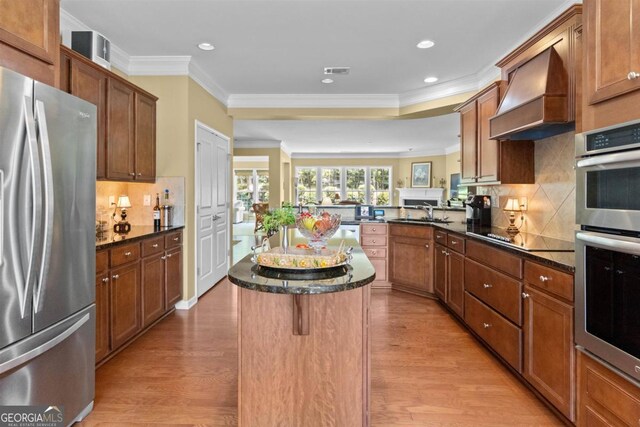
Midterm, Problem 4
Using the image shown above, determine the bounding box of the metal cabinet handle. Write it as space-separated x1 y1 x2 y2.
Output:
425 244 429 248
483 323 491 329
522 292 530 299
129 172 135 176
161 256 167 260
371 240 376 244
539 275 549 282
483 283 492 289
451 241 458 245
173 237 179 241
167 253 172 258
628 71 640 80
102 277 109 283
441 250 447 254
112 274 119 280
371 250 377 255
372 228 376 232
137 172 142 176
124 251 132 257
152 244 159 248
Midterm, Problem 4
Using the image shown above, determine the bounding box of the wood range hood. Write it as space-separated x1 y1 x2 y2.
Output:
489 46 574 141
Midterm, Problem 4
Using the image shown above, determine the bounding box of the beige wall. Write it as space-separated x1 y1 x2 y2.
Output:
233 147 283 207
233 161 269 169
478 131 575 241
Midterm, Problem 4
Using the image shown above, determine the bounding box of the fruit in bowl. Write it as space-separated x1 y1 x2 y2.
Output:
295 211 341 250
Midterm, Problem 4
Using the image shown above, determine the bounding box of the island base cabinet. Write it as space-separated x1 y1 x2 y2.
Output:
238 286 370 427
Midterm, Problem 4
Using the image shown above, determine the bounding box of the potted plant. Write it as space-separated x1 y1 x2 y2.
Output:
261 204 296 249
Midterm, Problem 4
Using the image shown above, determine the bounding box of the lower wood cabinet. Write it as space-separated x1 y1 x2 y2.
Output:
389 224 434 296
434 243 447 300
96 230 183 366
434 231 466 317
447 250 465 317
360 223 389 288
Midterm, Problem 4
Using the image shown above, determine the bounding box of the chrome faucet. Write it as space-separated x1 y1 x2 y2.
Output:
419 203 434 220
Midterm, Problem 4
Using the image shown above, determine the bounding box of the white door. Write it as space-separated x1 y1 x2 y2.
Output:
196 123 229 298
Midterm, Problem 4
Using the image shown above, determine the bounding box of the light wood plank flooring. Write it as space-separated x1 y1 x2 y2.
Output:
79 281 562 426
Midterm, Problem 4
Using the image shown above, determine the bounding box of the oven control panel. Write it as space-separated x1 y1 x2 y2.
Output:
587 121 640 151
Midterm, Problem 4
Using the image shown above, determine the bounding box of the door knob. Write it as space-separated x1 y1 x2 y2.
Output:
628 71 640 80
102 277 109 283
112 274 119 280
483 323 491 329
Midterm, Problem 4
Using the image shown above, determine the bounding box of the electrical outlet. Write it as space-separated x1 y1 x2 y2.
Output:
108 195 115 206
143 195 151 206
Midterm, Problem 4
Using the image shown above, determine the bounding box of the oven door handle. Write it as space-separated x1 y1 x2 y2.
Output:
576 231 640 255
576 150 640 168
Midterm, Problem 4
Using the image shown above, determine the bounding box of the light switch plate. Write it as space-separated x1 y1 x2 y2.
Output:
143 195 151 206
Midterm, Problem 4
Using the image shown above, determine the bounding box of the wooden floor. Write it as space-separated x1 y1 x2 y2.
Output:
79 281 562 426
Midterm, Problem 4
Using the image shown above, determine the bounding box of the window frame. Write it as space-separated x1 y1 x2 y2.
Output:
233 168 269 210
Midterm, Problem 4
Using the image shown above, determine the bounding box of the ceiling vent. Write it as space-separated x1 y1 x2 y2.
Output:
324 67 350 75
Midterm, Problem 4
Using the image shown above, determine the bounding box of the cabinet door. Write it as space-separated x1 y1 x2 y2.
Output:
585 0 640 104
107 78 135 180
134 92 156 182
523 285 575 421
110 262 141 349
141 254 165 328
0 0 59 86
459 101 478 184
447 250 465 318
389 236 433 293
165 247 182 308
477 86 500 183
95 273 110 363
434 244 447 300
71 58 108 179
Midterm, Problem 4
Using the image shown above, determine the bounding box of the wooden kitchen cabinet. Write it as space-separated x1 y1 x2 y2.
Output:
134 92 157 182
0 0 59 86
361 223 389 288
577 349 640 427
107 78 136 180
389 224 434 297
523 260 575 422
433 231 465 318
434 243 447 300
141 254 166 328
447 250 465 317
110 260 141 349
165 246 183 308
455 81 534 185
95 250 110 363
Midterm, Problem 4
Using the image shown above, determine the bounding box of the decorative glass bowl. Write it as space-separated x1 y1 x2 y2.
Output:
295 212 341 251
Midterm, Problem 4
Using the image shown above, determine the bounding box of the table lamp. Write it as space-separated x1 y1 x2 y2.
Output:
504 197 523 236
113 195 132 233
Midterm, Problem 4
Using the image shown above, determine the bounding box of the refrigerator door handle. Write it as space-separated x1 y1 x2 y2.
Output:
33 100 54 313
21 96 43 319
0 169 3 268
0 313 90 375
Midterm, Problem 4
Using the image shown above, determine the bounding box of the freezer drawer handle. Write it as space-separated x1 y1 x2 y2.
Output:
0 313 90 375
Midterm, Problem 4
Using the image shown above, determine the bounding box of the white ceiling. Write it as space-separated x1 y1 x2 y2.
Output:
234 114 460 156
61 0 573 155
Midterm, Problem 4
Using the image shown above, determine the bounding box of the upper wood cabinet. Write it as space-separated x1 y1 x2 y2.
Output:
0 0 60 86
59 46 158 182
455 81 534 185
585 0 640 105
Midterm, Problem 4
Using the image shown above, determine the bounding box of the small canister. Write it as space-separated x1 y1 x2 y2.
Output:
161 205 173 227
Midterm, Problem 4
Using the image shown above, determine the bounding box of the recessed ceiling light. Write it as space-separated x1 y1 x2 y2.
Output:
198 42 215 51
322 78 334 84
424 76 438 83
417 40 435 49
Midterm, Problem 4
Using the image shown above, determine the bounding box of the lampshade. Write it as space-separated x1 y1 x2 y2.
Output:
116 195 132 209
504 198 521 212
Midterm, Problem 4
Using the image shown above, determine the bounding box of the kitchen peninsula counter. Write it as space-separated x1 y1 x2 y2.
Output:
229 229 374 427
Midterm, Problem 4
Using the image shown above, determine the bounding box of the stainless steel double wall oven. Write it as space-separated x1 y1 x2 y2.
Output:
575 119 640 382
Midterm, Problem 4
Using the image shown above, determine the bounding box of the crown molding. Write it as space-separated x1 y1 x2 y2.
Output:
290 147 448 159
445 143 460 155
233 139 292 157
188 61 230 106
233 155 270 163
227 94 399 109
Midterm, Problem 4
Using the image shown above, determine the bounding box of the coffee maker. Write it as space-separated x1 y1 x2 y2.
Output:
465 194 492 227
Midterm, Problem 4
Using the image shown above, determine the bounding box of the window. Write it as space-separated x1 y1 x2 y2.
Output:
295 166 392 205
234 169 269 211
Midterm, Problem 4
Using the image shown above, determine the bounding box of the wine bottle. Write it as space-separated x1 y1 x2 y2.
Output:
153 193 161 230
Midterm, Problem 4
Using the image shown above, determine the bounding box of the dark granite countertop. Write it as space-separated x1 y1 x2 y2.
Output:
96 225 185 250
386 219 575 273
228 229 376 294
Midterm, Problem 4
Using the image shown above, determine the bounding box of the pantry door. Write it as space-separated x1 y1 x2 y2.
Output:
196 122 230 298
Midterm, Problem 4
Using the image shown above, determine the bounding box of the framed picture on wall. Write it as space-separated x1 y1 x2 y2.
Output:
411 162 431 187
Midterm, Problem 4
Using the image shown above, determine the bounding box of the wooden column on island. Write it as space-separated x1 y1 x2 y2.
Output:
229 230 375 426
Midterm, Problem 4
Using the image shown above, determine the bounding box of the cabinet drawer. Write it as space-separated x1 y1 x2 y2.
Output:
447 235 465 254
390 224 433 239
524 261 573 302
96 250 109 274
110 243 141 267
465 292 522 372
361 236 386 247
165 231 182 249
361 224 386 235
142 236 165 257
580 351 640 427
363 247 387 259
465 258 522 325
434 230 447 244
466 239 522 278
370 258 387 282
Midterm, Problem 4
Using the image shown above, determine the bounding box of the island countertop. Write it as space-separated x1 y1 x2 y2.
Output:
228 228 376 294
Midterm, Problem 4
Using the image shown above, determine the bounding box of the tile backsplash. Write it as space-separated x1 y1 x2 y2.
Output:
96 177 185 227
478 131 576 242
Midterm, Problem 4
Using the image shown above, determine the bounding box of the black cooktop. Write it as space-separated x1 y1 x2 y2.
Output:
467 229 574 252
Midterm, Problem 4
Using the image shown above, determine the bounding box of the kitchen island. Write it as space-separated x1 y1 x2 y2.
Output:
228 229 375 427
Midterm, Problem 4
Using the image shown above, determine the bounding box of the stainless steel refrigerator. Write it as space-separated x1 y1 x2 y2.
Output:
0 67 96 425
